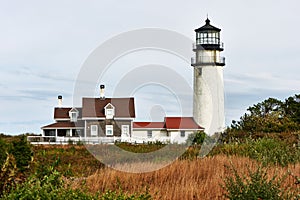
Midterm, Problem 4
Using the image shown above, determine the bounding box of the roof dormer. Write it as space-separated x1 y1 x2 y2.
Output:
104 103 115 119
69 108 79 122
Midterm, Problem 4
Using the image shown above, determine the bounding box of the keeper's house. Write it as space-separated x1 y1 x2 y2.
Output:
28 87 203 144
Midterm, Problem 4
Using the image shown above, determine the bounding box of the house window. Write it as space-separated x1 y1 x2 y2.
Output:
180 131 185 137
121 125 129 137
147 130 152 138
44 130 55 136
69 108 79 122
70 112 78 122
106 125 113 136
105 103 115 119
91 125 98 136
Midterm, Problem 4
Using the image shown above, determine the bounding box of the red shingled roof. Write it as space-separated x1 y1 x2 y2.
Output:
82 98 135 118
133 117 203 130
42 121 84 129
165 117 203 130
133 122 165 129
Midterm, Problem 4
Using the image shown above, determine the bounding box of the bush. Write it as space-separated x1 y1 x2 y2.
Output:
0 138 8 166
0 154 17 197
211 138 300 166
2 152 152 200
2 165 152 200
100 189 151 200
186 131 206 145
9 135 33 172
2 169 95 200
246 138 300 166
223 164 294 200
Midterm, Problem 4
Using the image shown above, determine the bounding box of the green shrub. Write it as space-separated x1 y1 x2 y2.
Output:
100 189 151 200
3 158 152 200
2 169 96 200
2 168 152 199
0 138 8 166
68 139 74 145
211 138 300 166
223 164 295 200
246 138 300 166
186 131 206 145
9 135 33 172
0 154 17 197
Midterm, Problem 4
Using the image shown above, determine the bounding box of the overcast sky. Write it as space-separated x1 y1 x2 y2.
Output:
1 0 300 135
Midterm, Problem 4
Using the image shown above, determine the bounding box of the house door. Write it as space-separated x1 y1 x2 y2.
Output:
91 125 98 137
121 125 130 138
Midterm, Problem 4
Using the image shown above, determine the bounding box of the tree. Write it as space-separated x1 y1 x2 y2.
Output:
186 131 206 145
230 95 300 133
9 135 33 172
0 138 8 166
284 94 300 124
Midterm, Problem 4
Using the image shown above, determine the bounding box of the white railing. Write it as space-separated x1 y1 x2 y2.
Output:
130 135 171 143
27 135 171 145
193 42 224 50
27 136 56 143
27 136 122 145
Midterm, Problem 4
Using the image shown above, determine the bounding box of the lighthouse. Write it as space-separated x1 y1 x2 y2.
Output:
192 18 225 135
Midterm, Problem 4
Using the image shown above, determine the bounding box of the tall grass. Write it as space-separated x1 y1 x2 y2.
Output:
71 155 300 200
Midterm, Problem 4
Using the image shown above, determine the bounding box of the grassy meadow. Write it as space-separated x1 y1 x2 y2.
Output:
1 131 299 199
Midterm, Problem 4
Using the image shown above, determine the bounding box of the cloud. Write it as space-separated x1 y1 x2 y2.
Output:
225 73 300 94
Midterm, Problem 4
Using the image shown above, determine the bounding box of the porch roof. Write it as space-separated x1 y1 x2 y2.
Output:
42 121 84 129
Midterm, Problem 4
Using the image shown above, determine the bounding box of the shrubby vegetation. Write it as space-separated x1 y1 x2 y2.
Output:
0 135 33 196
211 137 300 166
2 167 151 200
231 94 300 133
223 164 296 200
0 136 151 199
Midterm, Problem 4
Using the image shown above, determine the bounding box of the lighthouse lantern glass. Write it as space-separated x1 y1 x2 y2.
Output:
196 30 220 45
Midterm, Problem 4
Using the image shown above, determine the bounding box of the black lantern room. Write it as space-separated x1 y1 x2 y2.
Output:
194 18 223 51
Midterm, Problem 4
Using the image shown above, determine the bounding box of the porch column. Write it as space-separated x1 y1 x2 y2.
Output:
84 121 87 138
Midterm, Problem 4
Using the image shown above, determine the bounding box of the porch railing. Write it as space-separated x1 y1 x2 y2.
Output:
27 135 171 145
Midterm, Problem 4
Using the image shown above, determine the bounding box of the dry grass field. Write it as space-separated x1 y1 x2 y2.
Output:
70 155 300 200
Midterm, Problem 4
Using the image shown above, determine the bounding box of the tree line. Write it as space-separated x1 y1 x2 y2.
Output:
230 94 300 133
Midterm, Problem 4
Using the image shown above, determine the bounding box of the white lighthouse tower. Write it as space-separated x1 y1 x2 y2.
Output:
192 18 225 135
